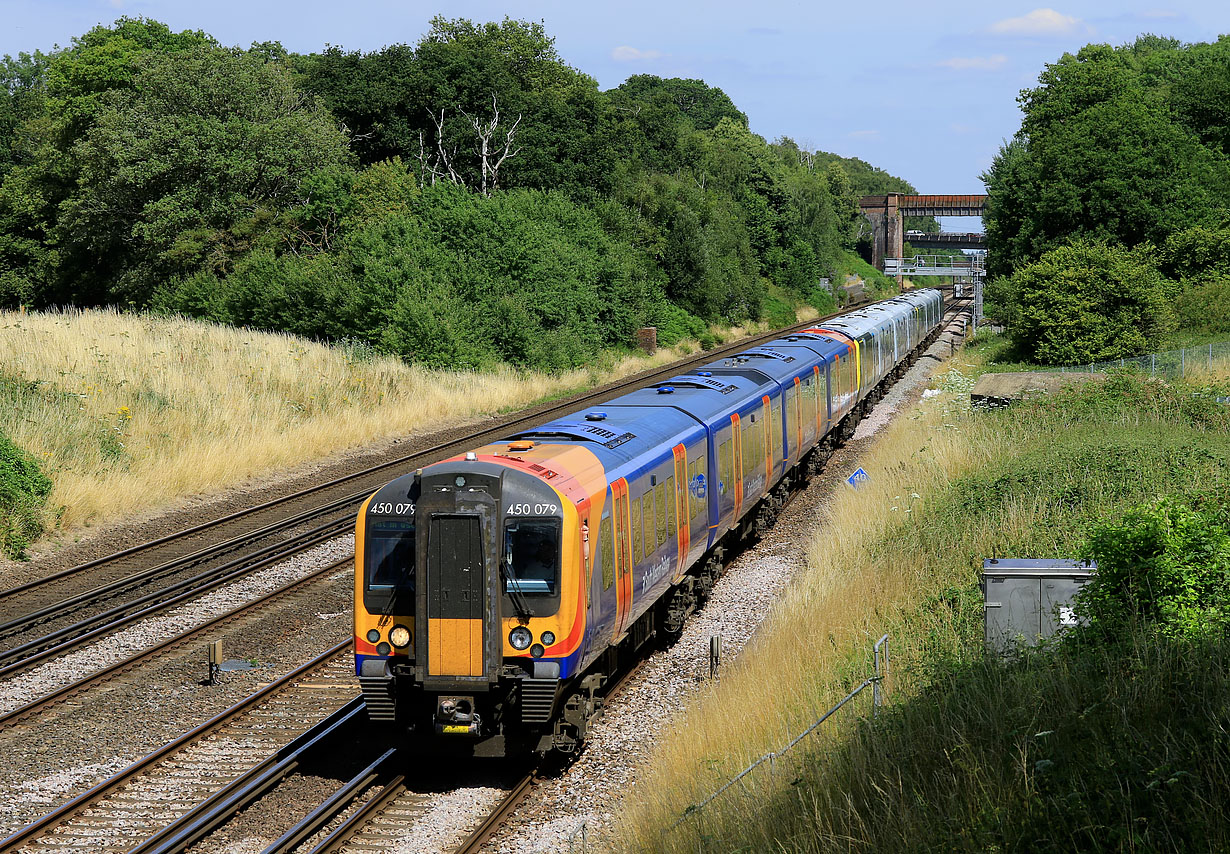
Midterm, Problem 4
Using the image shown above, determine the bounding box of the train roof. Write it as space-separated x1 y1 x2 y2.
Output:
766 332 849 359
507 404 706 475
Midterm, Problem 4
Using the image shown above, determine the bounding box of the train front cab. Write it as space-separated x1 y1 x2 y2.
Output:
356 450 607 757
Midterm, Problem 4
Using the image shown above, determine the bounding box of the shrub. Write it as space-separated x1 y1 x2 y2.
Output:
1175 274 1230 335
1076 500 1230 641
1002 239 1175 365
0 430 52 559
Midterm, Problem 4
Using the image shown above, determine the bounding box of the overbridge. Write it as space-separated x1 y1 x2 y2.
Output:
906 231 985 250
859 193 986 275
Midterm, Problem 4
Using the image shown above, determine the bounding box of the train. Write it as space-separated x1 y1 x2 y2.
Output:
354 288 945 756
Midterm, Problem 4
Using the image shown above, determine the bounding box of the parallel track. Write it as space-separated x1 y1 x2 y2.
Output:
0 556 352 731
0 643 359 854
0 312 861 681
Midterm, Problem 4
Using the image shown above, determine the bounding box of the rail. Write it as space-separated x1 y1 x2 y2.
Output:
0 641 353 853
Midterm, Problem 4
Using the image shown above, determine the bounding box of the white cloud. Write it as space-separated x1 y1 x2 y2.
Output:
990 8 1085 37
938 54 1008 71
611 46 664 62
848 129 880 139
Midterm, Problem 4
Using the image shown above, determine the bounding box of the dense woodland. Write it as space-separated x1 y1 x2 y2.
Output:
0 16 919 370
983 35 1230 364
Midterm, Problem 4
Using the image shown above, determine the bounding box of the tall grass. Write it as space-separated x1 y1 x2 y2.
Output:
0 307 791 549
618 359 1230 852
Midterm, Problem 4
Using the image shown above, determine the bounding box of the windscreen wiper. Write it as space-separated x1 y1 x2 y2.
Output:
501 558 533 621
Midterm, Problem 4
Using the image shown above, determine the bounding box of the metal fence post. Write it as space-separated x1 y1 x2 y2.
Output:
1151 354 1156 375
873 634 890 717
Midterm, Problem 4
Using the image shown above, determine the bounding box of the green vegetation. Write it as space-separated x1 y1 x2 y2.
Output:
982 35 1230 365
988 239 1175 364
621 366 1230 852
0 427 52 559
0 16 912 370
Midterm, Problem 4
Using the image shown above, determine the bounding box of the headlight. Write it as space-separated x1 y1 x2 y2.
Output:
366 629 380 644
530 643 545 659
540 631 556 646
389 625 411 648
377 642 391 656
509 626 532 650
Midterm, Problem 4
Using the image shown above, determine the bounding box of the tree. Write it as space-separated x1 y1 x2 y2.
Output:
983 37 1230 278
57 45 353 305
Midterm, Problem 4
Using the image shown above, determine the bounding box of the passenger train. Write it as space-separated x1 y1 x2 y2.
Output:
354 289 945 756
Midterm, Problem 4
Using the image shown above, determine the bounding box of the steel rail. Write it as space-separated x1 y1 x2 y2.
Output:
127 698 368 854
454 773 538 854
259 748 402 854
0 491 359 627
299 773 410 854
0 556 352 730
0 640 353 854
0 516 350 676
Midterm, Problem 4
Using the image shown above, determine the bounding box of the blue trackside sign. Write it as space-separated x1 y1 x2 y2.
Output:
847 467 870 488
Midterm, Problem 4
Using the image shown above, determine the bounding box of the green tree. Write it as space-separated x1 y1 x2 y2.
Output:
57 45 353 305
983 38 1230 278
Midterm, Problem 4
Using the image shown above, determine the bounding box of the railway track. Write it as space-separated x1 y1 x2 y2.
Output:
0 312 859 682
2 294 972 854
0 643 360 854
0 556 352 730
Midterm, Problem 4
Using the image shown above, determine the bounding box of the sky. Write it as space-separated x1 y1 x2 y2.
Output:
2 1 1226 230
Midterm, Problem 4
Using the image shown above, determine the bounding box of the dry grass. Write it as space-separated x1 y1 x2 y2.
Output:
618 358 1008 849
0 308 734 548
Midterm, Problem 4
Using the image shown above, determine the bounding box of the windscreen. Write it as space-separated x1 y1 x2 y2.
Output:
503 518 562 616
367 519 415 593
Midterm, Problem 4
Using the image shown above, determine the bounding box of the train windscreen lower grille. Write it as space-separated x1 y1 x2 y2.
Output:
520 678 560 724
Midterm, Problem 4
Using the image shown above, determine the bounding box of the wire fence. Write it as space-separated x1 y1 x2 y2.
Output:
563 634 891 853
1044 340 1230 379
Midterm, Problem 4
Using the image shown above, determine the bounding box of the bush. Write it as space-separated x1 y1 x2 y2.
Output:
1077 500 1230 641
1175 274 1230 335
1001 239 1175 365
0 430 52 559
652 301 707 347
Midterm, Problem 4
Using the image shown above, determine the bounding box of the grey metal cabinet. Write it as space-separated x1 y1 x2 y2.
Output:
981 559 1094 652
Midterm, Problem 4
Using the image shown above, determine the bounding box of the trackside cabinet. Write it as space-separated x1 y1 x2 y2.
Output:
981 559 1095 652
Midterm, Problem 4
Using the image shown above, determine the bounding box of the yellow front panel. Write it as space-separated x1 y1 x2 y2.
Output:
428 618 483 676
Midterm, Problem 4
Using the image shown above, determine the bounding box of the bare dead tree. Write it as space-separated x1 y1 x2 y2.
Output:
415 109 464 187
467 94 522 196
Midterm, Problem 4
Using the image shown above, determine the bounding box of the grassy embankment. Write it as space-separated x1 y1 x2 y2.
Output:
0 307 816 556
619 350 1230 851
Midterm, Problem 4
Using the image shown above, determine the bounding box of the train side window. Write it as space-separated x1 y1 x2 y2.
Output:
787 388 797 448
631 495 643 564
665 475 677 537
687 459 698 519
655 481 668 546
719 439 732 496
641 491 654 555
601 513 613 590
772 403 782 460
